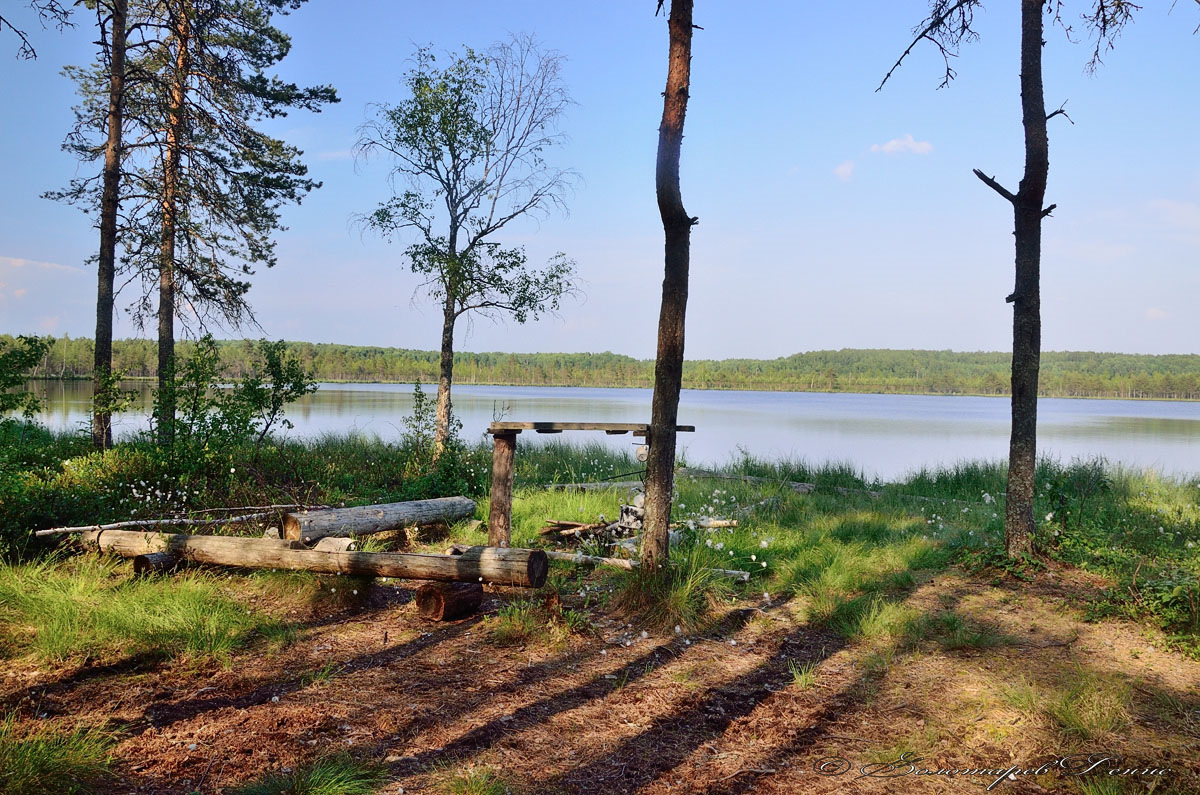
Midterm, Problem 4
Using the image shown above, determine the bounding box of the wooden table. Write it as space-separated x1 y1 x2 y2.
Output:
485 422 695 546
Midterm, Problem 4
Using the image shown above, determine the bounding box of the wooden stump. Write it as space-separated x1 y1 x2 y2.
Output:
132 551 180 575
488 432 517 548
415 582 484 621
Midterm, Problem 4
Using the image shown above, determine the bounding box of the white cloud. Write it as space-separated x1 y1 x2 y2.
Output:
38 315 60 332
870 134 933 155
13 288 26 299
833 160 855 182
0 255 83 273
1145 307 1169 321
316 149 354 161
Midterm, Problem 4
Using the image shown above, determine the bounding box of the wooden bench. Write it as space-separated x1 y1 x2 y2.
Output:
485 422 695 546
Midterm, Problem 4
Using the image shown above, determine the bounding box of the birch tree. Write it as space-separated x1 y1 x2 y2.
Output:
356 36 577 456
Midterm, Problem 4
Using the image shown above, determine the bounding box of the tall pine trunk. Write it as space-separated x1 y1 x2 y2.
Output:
93 0 127 450
1004 0 1049 557
642 0 695 569
156 3 189 447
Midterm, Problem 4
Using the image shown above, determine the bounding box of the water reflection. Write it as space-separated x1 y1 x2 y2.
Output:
18 380 1200 479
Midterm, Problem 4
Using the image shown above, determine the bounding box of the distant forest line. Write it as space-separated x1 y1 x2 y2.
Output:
12 335 1200 400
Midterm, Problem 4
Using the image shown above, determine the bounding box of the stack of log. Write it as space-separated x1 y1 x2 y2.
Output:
41 498 548 620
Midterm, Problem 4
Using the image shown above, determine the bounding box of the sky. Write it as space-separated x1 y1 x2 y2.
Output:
1 1 1197 360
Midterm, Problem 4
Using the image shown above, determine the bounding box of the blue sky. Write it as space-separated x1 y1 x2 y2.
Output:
1 1 1197 359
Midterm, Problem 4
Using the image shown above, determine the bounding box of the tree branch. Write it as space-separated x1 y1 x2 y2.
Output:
972 168 1016 204
877 0 978 92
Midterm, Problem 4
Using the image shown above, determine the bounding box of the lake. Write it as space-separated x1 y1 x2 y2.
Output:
20 380 1200 480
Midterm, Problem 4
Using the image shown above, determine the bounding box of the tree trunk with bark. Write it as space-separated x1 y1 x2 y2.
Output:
92 0 126 450
643 0 696 569
1003 0 1049 558
434 292 456 458
156 4 188 448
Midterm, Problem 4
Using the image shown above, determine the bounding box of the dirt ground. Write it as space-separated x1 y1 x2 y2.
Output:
3 563 1198 794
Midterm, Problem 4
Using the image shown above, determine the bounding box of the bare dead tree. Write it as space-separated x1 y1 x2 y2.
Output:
878 0 1181 559
642 0 698 569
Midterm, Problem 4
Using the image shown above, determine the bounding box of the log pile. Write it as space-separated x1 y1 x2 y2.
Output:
85 529 546 587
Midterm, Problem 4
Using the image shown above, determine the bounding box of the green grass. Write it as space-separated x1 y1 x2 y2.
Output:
999 670 1131 741
0 713 114 795
611 544 735 633
439 767 510 795
1044 671 1131 740
232 754 387 795
788 659 819 690
2 424 1197 657
488 599 542 646
0 556 287 664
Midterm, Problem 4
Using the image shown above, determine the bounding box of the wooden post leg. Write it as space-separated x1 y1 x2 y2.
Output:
488 432 517 547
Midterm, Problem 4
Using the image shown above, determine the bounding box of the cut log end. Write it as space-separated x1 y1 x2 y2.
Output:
416 582 484 621
133 552 180 576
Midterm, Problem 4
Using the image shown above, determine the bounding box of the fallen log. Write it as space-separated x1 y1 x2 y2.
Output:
448 544 749 581
283 497 476 543
540 520 607 537
36 511 279 537
88 530 547 588
416 582 484 621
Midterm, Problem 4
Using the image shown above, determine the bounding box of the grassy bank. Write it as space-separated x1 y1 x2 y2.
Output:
1 425 1199 791
2 424 1197 655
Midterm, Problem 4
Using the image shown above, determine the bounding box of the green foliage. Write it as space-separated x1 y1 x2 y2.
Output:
48 3 338 328
0 336 52 420
152 334 317 464
0 556 287 663
0 712 114 795
232 754 386 795
21 335 1200 399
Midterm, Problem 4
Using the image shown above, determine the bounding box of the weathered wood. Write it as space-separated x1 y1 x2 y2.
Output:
283 497 475 543
488 432 517 547
36 511 279 537
132 551 180 575
416 582 484 621
445 543 748 581
487 421 695 436
311 537 357 552
88 531 548 587
540 520 607 537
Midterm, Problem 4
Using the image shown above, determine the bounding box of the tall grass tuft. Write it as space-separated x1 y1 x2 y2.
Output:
612 544 734 633
0 556 285 663
232 753 387 795
0 713 114 795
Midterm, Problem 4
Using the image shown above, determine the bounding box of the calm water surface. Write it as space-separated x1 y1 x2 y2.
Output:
22 381 1200 480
